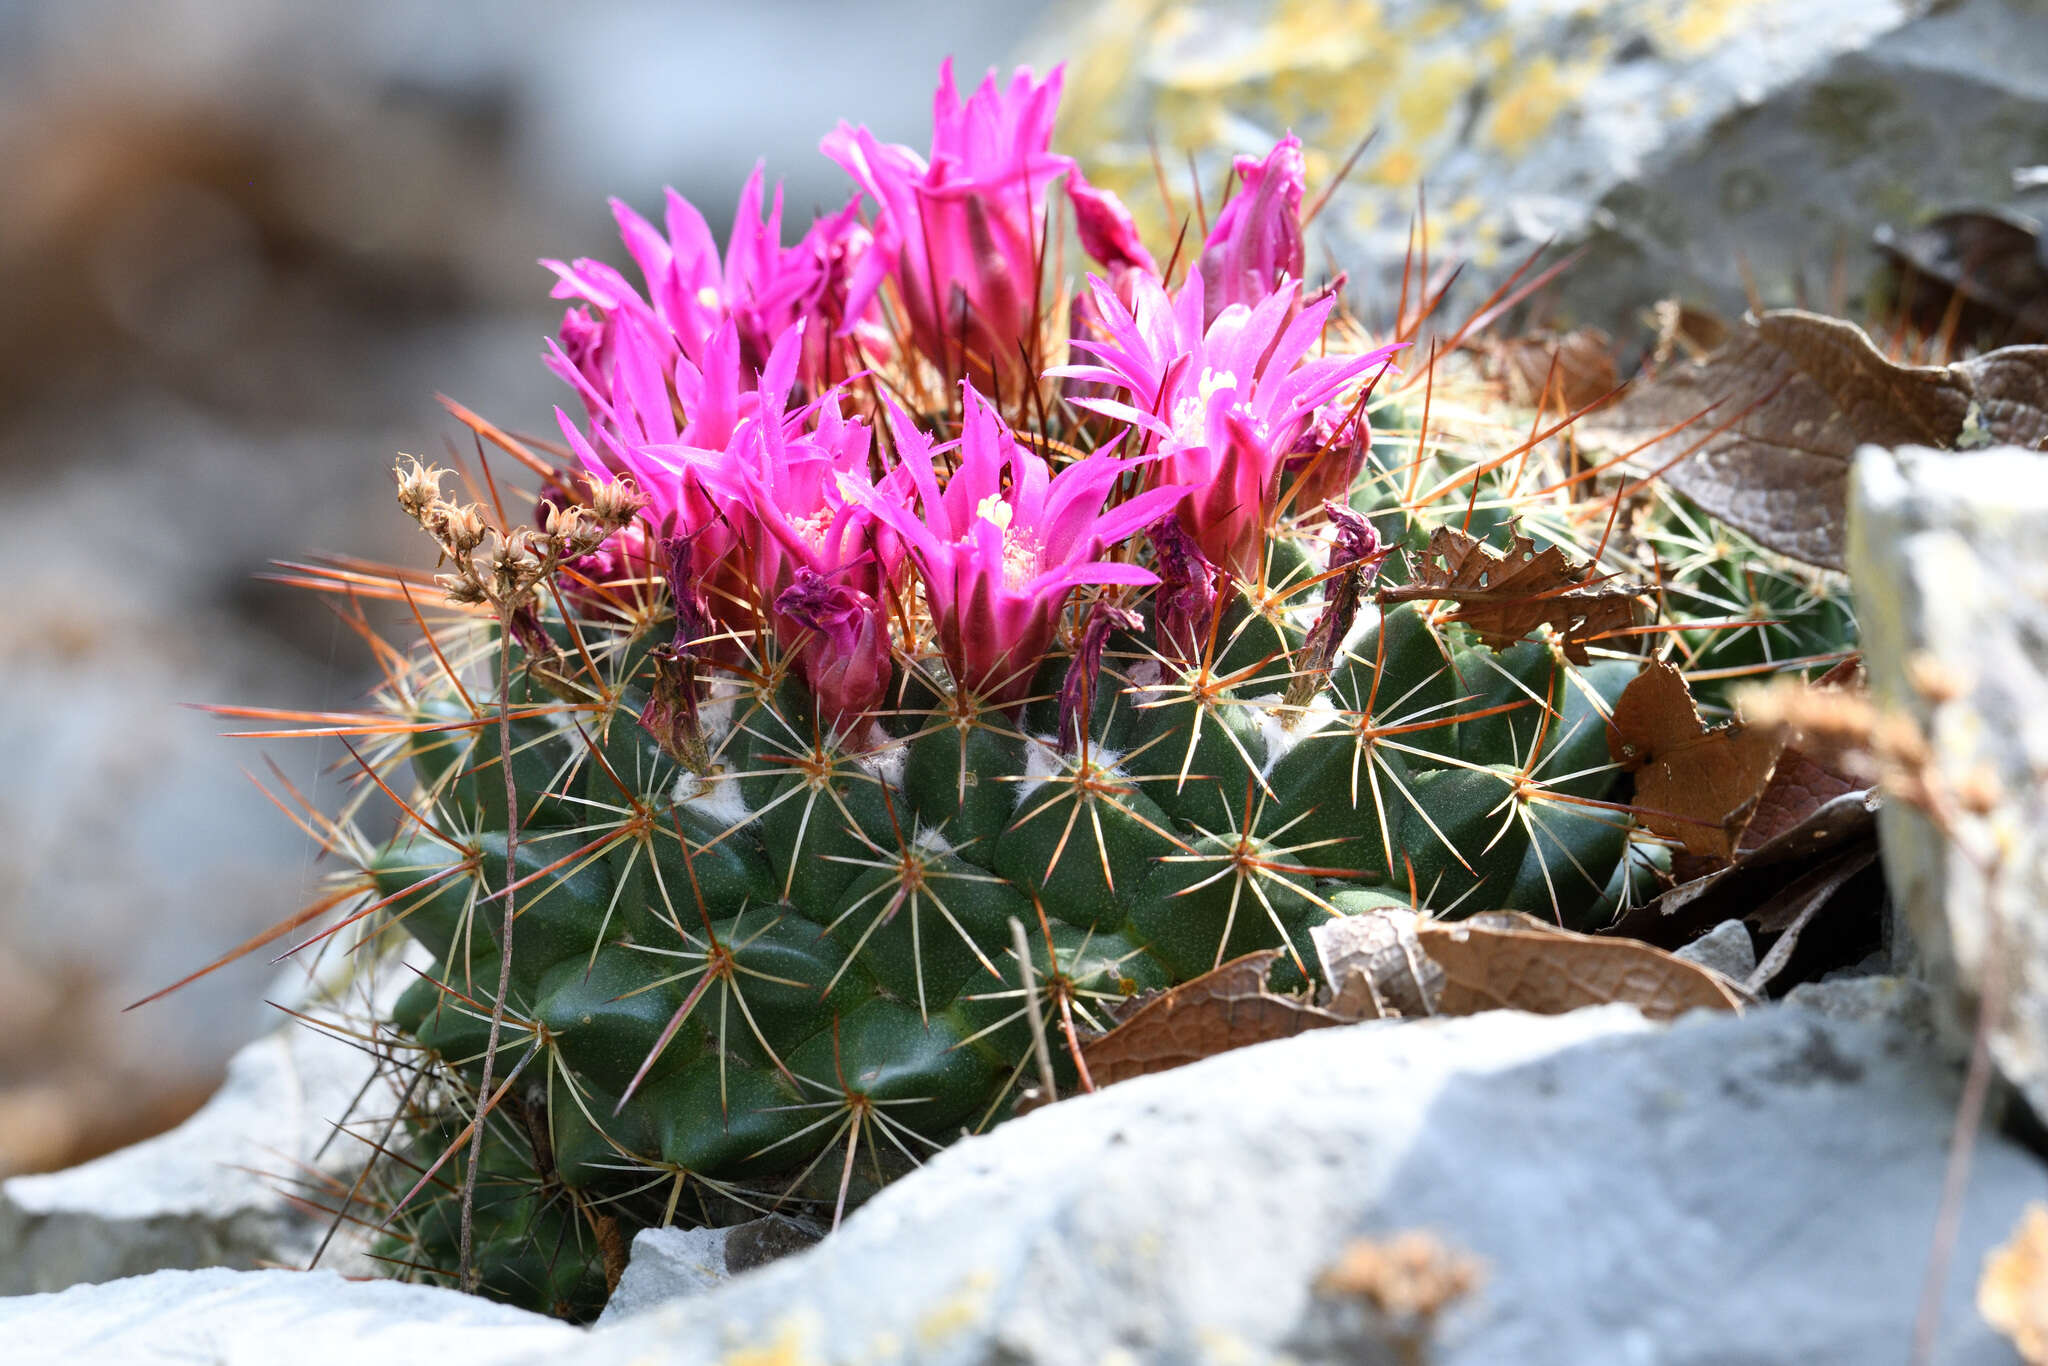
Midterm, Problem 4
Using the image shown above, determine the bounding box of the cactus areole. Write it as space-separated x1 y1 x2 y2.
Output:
188 58 1857 1319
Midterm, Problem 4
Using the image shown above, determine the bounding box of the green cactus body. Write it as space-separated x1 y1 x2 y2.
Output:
358 504 1691 1318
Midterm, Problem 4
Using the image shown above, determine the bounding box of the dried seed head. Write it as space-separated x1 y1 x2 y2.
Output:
545 503 611 560
587 476 647 530
394 458 446 523
483 528 545 603
1907 653 1969 705
435 502 488 556
1953 764 2004 816
436 568 488 606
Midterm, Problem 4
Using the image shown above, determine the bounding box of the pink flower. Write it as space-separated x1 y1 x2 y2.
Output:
1051 272 1401 581
550 325 864 633
823 60 1074 397
843 387 1188 707
1197 135 1306 328
542 165 878 412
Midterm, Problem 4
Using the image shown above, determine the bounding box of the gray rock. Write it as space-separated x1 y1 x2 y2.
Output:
1673 917 1757 982
0 1006 387 1294
1050 0 2048 337
1787 973 1940 1044
0 1267 575 1365
567 1004 2043 1365
596 1215 821 1326
1849 443 2048 1122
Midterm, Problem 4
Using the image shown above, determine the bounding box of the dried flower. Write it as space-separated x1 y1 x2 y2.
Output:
774 569 894 732
1288 504 1384 709
1147 514 1223 665
1057 597 1142 754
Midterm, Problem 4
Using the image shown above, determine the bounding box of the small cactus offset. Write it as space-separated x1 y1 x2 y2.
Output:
200 62 1853 1319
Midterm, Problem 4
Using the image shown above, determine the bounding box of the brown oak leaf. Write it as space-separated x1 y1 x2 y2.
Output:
1080 951 1352 1087
1415 911 1745 1019
1482 327 1621 412
1583 310 2048 569
1377 523 1646 664
1876 208 2048 350
1608 662 1782 861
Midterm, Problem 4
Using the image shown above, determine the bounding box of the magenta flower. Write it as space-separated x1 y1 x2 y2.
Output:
542 164 879 415
1051 272 1401 581
1197 135 1306 328
823 60 1073 397
843 387 1188 707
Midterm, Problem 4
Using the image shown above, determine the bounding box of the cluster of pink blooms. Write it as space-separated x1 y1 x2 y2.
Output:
544 59 1399 734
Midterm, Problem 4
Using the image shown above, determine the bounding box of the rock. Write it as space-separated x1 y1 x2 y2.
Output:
1051 0 2048 338
1673 917 1757 983
1787 973 1940 1044
0 1005 386 1294
1848 444 2048 1121
0 1267 576 1365
573 1004 2043 1364
596 1215 822 1326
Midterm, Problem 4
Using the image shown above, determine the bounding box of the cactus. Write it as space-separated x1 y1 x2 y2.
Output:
193 63 1856 1320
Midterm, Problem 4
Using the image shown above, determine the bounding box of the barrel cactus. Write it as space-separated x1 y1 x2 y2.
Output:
199 60 1853 1320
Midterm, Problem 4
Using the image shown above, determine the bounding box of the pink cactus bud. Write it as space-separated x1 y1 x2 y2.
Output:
775 568 893 731
1197 135 1306 327
1068 168 1156 279
1285 383 1386 517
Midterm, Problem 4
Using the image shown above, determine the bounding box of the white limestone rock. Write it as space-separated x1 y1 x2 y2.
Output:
595 1215 822 1326
0 1267 575 1366
0 1008 388 1294
567 1003 2046 1364
1849 443 2048 1121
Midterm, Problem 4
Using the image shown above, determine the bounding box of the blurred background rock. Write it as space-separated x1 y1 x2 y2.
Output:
0 0 1040 1177
1051 0 2048 343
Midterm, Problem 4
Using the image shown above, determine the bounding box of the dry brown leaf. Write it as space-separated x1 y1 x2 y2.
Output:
1415 911 1745 1020
1877 208 2048 348
1603 788 1879 952
1608 662 1783 860
1081 951 1352 1087
1482 327 1620 411
1737 749 1864 853
1649 299 1733 367
1585 310 2048 568
1311 909 1443 1019
1981 1202 2048 1364
1377 523 1646 664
